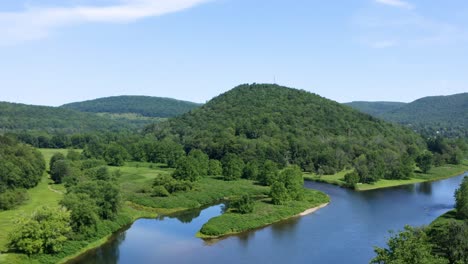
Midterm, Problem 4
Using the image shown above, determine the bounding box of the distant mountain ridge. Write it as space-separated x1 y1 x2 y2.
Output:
345 93 468 137
0 101 132 133
345 101 406 117
61 95 201 118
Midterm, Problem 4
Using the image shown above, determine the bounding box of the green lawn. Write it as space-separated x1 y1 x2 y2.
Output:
304 160 468 191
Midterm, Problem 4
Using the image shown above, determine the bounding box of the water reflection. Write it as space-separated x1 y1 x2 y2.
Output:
417 182 433 195
71 173 467 264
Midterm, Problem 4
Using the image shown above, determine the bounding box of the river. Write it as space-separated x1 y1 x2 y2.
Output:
70 172 467 264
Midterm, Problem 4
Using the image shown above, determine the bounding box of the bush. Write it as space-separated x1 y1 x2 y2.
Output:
344 171 359 188
0 189 29 210
151 186 170 197
9 206 71 255
230 195 254 214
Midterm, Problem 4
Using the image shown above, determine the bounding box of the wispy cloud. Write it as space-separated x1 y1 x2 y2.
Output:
375 0 414 10
353 2 468 49
0 0 211 45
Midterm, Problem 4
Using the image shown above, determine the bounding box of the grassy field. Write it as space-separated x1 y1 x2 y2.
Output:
198 189 329 238
0 149 69 263
304 160 468 191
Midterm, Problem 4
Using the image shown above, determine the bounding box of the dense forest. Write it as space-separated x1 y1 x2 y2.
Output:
61 95 201 118
0 102 134 133
346 93 468 138
345 102 406 117
147 84 430 184
0 136 45 210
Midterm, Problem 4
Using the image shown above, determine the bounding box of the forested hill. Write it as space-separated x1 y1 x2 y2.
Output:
61 95 201 118
345 101 406 117
0 102 133 133
346 93 468 137
154 84 425 180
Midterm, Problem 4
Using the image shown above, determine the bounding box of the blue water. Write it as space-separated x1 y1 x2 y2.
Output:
71 172 467 264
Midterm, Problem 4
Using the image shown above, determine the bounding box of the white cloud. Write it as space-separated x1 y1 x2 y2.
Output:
375 0 413 9
0 0 211 44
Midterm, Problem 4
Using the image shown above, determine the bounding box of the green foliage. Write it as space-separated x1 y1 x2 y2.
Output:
222 153 245 181
0 188 29 210
152 174 193 194
69 181 121 220
270 181 289 205
0 136 45 201
230 195 254 214
50 159 77 184
455 176 468 219
344 171 359 188
66 150 81 161
347 93 468 138
345 101 406 117
416 151 433 173
243 161 259 180
49 152 66 170
60 193 99 235
8 206 71 255
371 226 448 264
428 219 468 264
155 84 425 176
61 95 201 118
173 156 201 182
259 160 279 186
0 101 134 133
208 159 223 176
279 165 304 201
199 189 329 237
103 143 128 166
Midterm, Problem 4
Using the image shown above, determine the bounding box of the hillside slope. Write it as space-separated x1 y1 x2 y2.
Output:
345 101 406 117
383 93 468 137
0 102 133 133
346 93 468 137
155 84 425 179
62 95 201 118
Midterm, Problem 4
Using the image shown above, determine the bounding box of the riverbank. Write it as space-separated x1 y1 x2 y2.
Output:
304 161 468 191
197 190 330 239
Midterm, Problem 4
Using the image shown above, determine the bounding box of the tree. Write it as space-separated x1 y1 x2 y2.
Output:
173 156 200 182
66 149 81 161
416 152 433 173
69 181 121 220
270 181 289 205
49 152 65 171
259 160 279 186
279 165 304 201
188 149 209 176
344 171 360 188
222 154 245 181
103 143 128 166
60 193 99 234
372 226 448 264
243 161 259 180
208 159 223 176
50 160 75 184
428 221 468 264
455 176 468 219
9 206 71 255
230 195 254 214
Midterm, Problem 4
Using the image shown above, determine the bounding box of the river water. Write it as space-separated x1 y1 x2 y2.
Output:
71 172 467 264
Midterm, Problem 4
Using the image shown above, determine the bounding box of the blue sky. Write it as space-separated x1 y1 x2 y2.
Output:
0 0 467 106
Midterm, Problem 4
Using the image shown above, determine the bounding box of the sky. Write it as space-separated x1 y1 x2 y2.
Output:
0 0 467 106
